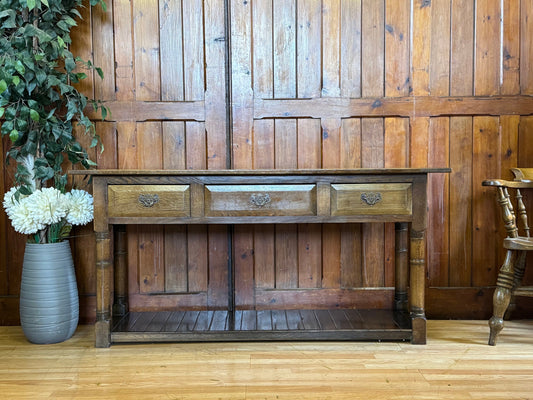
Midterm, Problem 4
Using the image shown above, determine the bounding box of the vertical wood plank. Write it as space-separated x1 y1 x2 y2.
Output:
472 116 501 287
297 0 321 98
254 222 275 289
133 0 161 101
231 0 253 168
475 0 501 95
234 225 254 308
427 117 450 287
114 0 135 101
160 0 184 101
340 0 362 98
385 0 411 97
322 0 341 97
273 0 296 98
450 0 474 96
252 0 273 98
501 0 520 95
449 0 475 288
70 3 94 99
297 119 321 170
429 0 451 96
520 0 533 94
340 118 362 169
361 0 384 97
92 2 115 101
412 0 431 96
449 117 473 286
183 0 205 101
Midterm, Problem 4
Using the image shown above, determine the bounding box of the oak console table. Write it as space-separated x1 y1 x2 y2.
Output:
72 168 449 347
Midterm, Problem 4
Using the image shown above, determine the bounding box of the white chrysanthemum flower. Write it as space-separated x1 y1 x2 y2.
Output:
66 189 94 226
9 196 45 235
2 187 22 218
28 187 68 226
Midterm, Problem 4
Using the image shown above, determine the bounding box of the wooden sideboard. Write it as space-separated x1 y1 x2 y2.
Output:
71 168 450 347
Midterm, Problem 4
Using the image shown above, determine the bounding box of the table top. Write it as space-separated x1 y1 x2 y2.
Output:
70 168 451 176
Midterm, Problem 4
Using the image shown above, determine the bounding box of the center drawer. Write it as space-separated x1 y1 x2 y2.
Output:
108 185 190 217
205 184 317 217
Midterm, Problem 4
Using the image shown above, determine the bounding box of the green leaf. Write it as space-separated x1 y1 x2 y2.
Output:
0 80 7 94
27 0 36 11
15 60 25 75
41 0 49 7
9 129 19 142
65 57 76 72
0 108 4 118
12 76 20 86
30 109 40 122
95 67 104 80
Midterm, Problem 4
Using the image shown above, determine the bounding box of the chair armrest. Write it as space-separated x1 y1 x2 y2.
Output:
483 179 533 189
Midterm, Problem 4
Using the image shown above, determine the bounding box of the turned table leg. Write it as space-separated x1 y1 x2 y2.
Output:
95 229 113 348
410 228 427 344
394 222 409 312
113 225 128 317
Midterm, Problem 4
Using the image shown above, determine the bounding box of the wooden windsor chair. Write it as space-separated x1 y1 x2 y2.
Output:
483 168 533 345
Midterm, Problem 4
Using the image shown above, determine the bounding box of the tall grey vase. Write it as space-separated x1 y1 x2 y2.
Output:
20 241 79 344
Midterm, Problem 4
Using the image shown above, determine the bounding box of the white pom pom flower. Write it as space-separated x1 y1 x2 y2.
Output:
9 196 45 235
28 187 69 226
2 186 22 218
66 189 94 226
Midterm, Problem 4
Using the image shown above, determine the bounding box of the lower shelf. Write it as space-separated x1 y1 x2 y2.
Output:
111 309 412 343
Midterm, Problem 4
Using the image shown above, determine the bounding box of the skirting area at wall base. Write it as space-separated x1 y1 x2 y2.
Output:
110 309 412 343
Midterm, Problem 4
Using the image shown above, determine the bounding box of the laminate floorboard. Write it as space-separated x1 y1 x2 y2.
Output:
1 320 532 399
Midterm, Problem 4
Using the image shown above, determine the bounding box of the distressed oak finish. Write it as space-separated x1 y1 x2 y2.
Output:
483 168 533 345
71 168 448 347
2 1 533 325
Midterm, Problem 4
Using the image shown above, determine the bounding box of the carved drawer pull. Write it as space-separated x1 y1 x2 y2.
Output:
361 192 382 206
138 194 159 207
249 193 271 208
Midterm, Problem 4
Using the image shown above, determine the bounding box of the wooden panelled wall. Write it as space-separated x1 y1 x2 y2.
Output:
2 0 533 324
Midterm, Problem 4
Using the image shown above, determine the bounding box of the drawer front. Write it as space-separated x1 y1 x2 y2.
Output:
331 183 412 216
205 185 317 216
108 185 190 217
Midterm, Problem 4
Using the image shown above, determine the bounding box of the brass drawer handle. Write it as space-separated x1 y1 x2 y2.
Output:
138 194 159 207
249 193 271 208
361 192 382 206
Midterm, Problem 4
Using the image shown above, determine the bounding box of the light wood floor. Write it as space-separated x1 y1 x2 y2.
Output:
1 320 533 399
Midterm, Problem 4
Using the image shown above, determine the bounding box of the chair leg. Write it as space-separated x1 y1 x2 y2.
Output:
489 250 518 345
504 251 527 320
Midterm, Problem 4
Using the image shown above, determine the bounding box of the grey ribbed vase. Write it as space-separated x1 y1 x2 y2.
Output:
20 241 79 344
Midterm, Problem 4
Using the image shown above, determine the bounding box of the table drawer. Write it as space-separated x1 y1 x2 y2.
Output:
331 183 412 216
108 185 190 217
205 185 317 216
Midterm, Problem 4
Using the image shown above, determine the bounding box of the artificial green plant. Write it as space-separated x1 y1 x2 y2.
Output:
0 0 107 196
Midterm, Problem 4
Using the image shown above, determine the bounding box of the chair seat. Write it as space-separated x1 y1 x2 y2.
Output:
504 236 533 251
